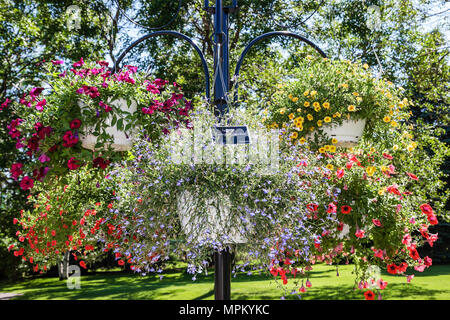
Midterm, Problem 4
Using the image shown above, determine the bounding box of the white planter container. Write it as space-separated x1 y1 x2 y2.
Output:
177 191 249 244
79 99 136 151
321 119 366 148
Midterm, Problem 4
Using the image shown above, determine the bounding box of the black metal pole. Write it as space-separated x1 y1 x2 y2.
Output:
214 248 231 300
212 0 232 300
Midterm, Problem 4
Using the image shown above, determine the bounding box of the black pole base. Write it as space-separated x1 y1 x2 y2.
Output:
214 248 232 300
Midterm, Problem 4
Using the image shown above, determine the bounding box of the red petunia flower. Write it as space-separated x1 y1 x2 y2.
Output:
70 119 81 130
20 176 34 190
364 290 375 300
67 157 80 170
118 259 125 266
427 214 438 226
372 219 382 227
93 157 110 169
419 203 433 216
377 279 388 290
327 203 337 214
355 229 365 239
424 256 432 267
406 172 418 180
307 203 318 212
79 261 87 269
397 262 408 273
341 205 352 214
10 163 23 180
409 248 420 260
387 264 398 275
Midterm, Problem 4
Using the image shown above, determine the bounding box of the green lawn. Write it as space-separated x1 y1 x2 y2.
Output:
1 263 449 300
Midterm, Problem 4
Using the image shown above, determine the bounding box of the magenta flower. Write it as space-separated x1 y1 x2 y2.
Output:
69 119 81 129
38 154 50 163
72 57 84 68
99 101 112 112
36 99 46 111
10 163 23 180
52 60 64 65
63 131 78 147
20 176 34 190
0 98 10 111
33 166 49 181
97 60 109 67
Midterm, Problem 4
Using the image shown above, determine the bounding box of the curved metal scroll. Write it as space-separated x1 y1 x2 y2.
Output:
113 30 211 101
233 31 327 103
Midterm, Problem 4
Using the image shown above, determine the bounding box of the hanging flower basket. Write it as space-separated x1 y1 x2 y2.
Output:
321 118 366 148
6 58 192 191
265 56 410 150
177 191 248 244
79 99 137 151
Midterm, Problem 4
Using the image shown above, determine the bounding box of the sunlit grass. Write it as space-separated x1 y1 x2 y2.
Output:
1 264 449 300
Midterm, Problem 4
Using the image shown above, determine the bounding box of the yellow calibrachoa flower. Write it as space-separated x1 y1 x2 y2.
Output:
331 138 338 144
407 144 415 152
391 120 398 127
310 90 317 97
348 105 356 112
314 104 321 112
288 94 294 100
380 165 388 172
280 108 286 115
299 137 306 144
378 187 386 196
290 131 298 139
297 108 302 112
324 116 332 123
309 126 315 131
393 144 399 151
341 83 349 89
317 120 323 127
303 90 309 97
289 113 295 120
329 145 336 153
356 97 363 103
295 116 304 124
326 164 334 170
383 116 391 123
363 63 369 69
366 166 376 176
319 147 325 153
370 147 376 153
352 92 359 97
292 97 299 103
304 101 310 107
325 145 331 152
323 102 330 109
307 114 313 121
